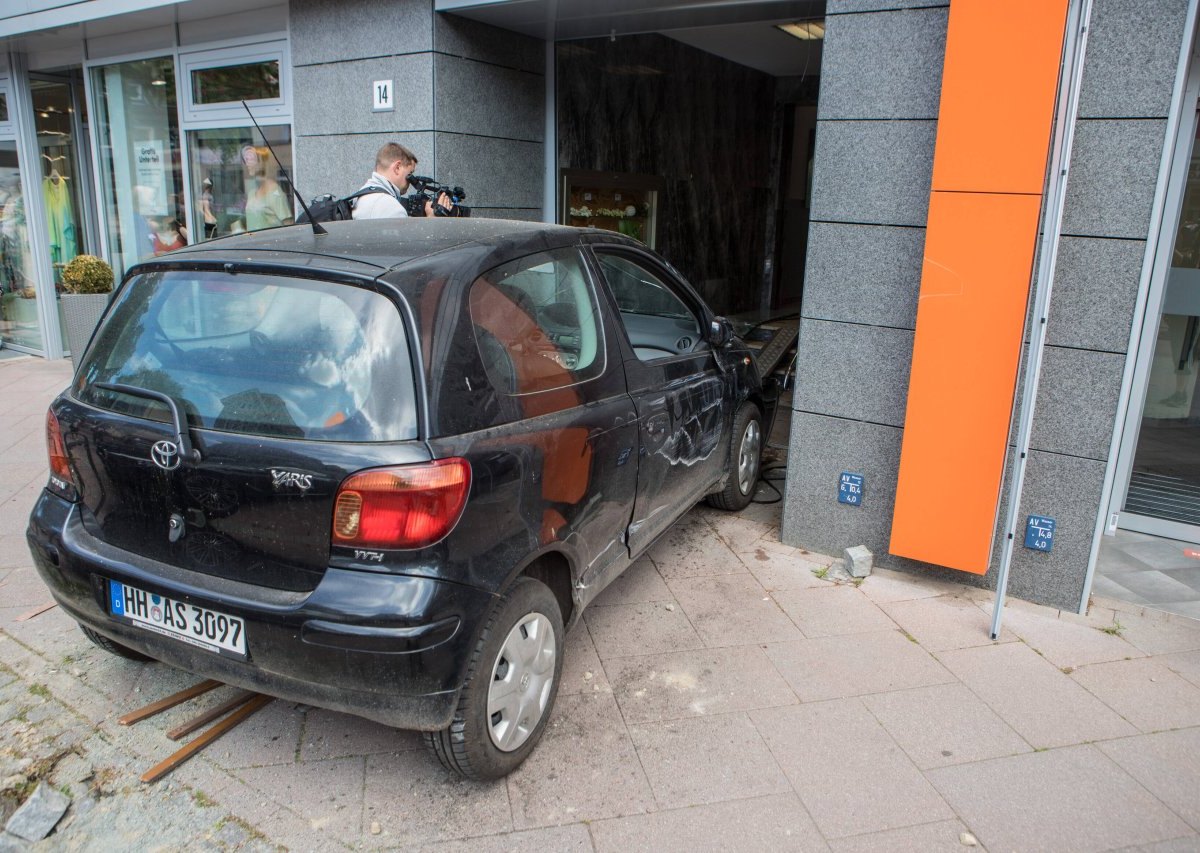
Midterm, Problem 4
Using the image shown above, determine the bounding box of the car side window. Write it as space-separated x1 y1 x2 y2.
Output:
469 248 604 396
595 252 703 362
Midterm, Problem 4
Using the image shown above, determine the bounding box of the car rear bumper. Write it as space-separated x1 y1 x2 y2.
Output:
26 489 495 731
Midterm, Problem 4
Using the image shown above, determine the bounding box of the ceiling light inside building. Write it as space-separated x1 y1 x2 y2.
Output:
151 79 167 86
777 20 825 40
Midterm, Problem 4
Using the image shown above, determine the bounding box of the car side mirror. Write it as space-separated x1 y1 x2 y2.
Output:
708 317 734 348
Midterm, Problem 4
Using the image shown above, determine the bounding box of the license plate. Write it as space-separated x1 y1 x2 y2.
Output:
107 580 247 658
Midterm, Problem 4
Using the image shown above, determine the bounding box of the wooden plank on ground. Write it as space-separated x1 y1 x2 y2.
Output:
118 679 223 726
141 694 273 783
15 602 58 622
166 690 258 741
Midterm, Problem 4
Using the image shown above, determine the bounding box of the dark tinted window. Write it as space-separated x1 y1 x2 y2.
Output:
76 270 417 441
469 249 604 395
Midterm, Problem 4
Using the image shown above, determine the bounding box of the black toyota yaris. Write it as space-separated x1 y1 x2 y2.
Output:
26 219 770 779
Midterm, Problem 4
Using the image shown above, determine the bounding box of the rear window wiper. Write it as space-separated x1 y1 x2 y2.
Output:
94 382 202 464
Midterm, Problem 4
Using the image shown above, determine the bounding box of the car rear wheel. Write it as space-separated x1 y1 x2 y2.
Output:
706 402 763 512
80 625 154 662
423 577 563 780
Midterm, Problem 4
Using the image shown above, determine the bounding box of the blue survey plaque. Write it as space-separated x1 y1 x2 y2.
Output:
1024 515 1056 552
838 472 864 505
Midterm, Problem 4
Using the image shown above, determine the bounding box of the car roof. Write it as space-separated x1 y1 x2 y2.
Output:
158 218 635 273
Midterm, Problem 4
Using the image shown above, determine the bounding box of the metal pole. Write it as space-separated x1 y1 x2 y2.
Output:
991 0 1092 640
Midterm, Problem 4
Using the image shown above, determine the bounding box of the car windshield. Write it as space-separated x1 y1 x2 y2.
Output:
75 269 418 442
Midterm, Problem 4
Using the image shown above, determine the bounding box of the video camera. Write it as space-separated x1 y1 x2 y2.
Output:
401 175 471 218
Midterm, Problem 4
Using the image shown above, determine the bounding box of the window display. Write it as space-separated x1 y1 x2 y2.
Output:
0 141 41 351
561 169 660 248
92 57 188 275
189 126 293 240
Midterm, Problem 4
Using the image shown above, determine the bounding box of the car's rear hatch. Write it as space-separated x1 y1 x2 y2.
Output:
62 265 423 592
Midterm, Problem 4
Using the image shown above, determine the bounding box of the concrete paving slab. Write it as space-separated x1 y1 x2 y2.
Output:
936 642 1137 749
0 534 34 571
884 594 1014 651
589 557 673 607
979 599 1146 669
856 567 966 605
0 567 57 610
862 683 1032 769
647 515 750 582
668 573 803 647
584 600 704 660
740 542 833 591
1118 612 1200 655
506 691 654 829
606 645 797 725
1159 650 1200 689
239 754 366 838
764 629 955 702
827 819 976 852
560 623 612 697
627 712 791 809
363 748 512 847
590 793 828 853
1072 658 1200 733
300 707 420 762
926 745 1193 853
773 585 898 638
1098 728 1200 831
396 823 594 853
752 698 955 839
698 509 778 554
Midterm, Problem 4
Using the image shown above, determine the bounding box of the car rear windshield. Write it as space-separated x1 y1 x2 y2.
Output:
75 269 418 442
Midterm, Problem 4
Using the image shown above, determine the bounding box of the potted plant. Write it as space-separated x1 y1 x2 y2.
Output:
60 254 114 364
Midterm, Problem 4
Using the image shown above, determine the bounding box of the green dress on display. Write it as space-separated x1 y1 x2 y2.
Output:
42 174 77 268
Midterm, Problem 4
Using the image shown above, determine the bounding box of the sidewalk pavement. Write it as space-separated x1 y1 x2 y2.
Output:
2 354 1200 852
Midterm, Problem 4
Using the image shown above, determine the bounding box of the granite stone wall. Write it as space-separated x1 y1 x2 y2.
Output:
782 0 1192 611
289 0 544 219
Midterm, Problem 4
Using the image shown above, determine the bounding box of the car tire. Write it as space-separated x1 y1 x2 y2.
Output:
706 401 763 512
423 577 564 780
80 625 154 662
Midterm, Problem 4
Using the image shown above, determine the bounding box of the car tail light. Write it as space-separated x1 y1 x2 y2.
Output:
332 459 471 550
45 409 76 499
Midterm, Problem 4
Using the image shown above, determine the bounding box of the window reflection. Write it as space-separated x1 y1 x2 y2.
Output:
191 60 280 105
0 141 42 351
190 126 293 239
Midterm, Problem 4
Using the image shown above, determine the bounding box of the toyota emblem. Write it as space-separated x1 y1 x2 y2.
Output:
151 440 181 471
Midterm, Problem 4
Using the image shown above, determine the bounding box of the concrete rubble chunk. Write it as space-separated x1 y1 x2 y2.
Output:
4 783 70 842
844 545 874 579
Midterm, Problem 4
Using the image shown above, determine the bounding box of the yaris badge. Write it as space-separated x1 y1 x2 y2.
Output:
151 440 181 471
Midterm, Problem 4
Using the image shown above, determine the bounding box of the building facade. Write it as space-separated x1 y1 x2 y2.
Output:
1 0 1196 614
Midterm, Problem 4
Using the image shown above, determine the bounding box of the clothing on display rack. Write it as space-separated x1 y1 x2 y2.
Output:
42 170 78 268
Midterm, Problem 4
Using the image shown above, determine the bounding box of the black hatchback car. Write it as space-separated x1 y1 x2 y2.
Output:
26 219 770 779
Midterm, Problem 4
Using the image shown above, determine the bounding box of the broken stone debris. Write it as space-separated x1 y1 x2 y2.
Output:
843 545 873 579
4 783 70 842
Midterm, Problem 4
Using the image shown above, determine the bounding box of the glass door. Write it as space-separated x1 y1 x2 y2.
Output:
90 56 188 276
1121 112 1200 539
0 138 41 351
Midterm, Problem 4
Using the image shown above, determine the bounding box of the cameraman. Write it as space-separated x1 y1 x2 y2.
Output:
352 142 451 219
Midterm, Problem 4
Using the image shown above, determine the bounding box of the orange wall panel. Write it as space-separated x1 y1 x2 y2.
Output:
890 191 1042 573
931 0 1070 195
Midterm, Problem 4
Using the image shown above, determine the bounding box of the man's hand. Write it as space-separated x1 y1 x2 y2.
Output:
424 191 454 217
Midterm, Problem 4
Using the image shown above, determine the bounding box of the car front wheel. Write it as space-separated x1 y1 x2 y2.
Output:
707 401 763 511
423 577 563 780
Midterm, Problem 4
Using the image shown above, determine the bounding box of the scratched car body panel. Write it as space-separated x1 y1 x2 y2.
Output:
26 219 769 778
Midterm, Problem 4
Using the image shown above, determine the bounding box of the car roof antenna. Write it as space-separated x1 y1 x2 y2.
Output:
242 100 326 236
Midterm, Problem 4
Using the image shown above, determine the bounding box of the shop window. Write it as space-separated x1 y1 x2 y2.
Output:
0 83 11 135
192 59 280 106
180 43 289 124
0 93 8 124
91 56 188 276
189 125 293 240
0 141 43 351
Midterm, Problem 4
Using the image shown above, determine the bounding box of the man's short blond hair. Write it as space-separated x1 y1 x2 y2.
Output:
376 142 418 171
